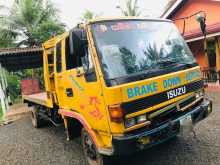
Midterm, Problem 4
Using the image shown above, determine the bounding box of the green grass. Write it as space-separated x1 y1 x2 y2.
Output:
0 106 3 122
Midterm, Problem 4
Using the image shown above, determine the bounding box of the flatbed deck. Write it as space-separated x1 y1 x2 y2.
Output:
23 92 50 107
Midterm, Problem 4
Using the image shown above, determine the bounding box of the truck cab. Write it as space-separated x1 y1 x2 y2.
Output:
24 18 212 165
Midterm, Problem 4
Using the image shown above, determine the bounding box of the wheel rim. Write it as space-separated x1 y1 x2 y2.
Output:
83 133 102 165
31 111 37 127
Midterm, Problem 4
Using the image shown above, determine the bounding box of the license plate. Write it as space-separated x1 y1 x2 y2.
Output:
179 115 193 136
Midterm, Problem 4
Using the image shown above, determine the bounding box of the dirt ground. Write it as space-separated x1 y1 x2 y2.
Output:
0 93 219 165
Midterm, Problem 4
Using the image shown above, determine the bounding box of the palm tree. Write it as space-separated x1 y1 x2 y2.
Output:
116 0 141 16
0 0 65 47
0 5 15 47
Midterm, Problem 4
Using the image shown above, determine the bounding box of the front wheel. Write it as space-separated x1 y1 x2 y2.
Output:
30 106 44 128
81 128 110 165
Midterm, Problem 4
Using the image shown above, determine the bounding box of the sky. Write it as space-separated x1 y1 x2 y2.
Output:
1 0 170 29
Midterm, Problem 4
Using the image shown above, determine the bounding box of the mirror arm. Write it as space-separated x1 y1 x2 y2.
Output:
76 68 84 77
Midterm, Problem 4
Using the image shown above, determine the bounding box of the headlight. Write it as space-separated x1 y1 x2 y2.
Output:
125 118 136 128
136 114 147 124
208 103 212 113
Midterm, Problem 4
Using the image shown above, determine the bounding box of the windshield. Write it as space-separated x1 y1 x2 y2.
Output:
92 20 197 81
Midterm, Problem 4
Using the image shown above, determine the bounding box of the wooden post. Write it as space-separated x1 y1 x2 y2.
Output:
204 39 209 68
215 37 220 83
0 64 7 120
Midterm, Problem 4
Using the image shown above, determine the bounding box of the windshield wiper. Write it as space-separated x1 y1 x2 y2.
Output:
157 59 197 68
106 66 161 81
157 59 177 67
177 62 197 68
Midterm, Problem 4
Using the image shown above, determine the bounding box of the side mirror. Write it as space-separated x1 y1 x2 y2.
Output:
69 28 88 56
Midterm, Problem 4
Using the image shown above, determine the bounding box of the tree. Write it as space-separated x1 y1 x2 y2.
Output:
0 0 65 47
117 0 141 16
6 73 21 102
0 5 15 47
120 47 138 74
0 35 15 48
0 0 65 103
81 10 97 22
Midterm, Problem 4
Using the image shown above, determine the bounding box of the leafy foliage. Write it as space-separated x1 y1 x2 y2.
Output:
7 73 21 102
120 47 138 73
0 36 15 48
0 106 3 121
0 0 65 102
140 43 159 69
0 0 65 47
6 69 44 103
81 10 96 22
117 0 141 16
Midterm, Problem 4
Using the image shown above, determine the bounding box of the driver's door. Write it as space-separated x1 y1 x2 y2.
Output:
55 35 109 132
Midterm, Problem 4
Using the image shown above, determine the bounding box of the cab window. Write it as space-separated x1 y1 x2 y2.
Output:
56 42 62 73
64 34 97 82
65 37 76 70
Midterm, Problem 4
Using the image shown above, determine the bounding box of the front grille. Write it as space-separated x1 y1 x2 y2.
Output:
122 80 203 115
150 106 178 127
149 96 197 127
179 96 196 108
124 95 201 135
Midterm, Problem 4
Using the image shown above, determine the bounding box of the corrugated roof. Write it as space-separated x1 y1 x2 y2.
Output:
0 47 43 54
0 47 43 71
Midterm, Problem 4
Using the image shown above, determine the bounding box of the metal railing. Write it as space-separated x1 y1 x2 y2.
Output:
202 67 220 84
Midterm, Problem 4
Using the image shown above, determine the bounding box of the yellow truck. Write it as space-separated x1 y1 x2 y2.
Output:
23 17 212 165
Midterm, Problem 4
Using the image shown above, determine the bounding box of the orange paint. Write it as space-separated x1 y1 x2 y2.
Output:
80 104 85 110
188 40 208 69
89 96 103 120
168 0 220 69
172 0 220 35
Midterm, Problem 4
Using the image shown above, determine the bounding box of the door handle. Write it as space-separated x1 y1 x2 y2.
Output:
58 75 62 78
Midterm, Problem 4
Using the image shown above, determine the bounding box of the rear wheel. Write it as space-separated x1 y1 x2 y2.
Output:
81 128 110 165
31 106 44 128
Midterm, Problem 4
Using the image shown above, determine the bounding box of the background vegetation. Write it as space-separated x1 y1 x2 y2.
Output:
116 0 141 16
0 0 143 103
0 106 3 121
0 0 65 103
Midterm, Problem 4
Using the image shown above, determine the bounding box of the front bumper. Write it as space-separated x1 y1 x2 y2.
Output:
111 99 212 155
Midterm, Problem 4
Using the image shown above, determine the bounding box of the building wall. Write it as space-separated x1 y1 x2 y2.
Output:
169 0 220 70
188 40 208 69
172 0 220 34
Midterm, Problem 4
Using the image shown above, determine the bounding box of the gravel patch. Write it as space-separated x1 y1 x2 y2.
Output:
0 93 219 165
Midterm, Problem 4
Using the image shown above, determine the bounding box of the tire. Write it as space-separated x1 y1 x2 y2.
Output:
81 128 110 165
31 106 44 128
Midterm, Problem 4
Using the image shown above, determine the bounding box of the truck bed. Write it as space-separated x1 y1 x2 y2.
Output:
23 92 49 107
